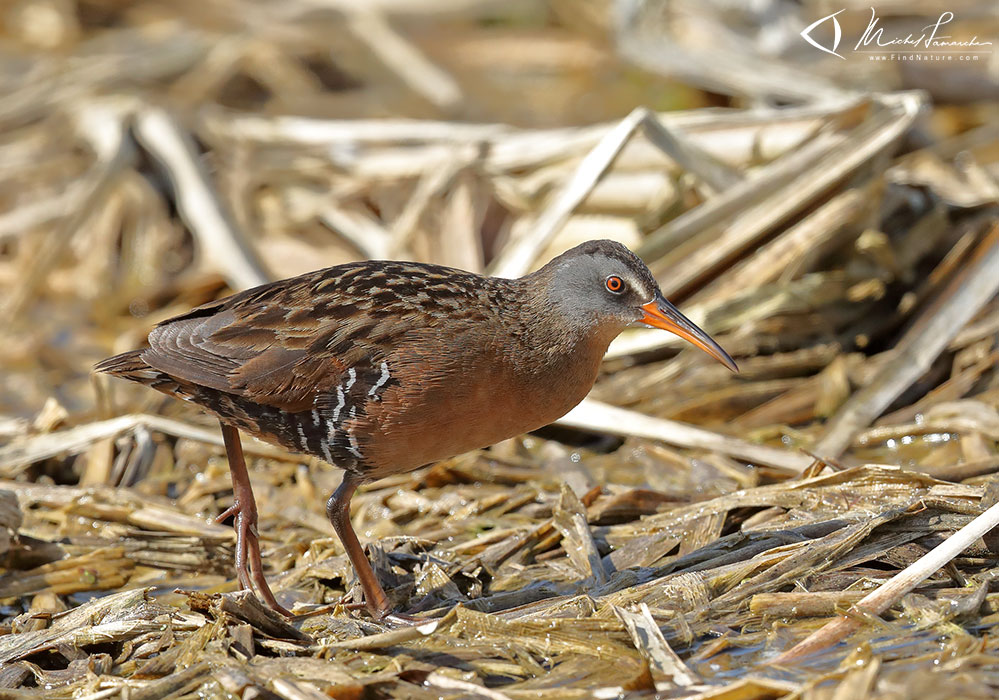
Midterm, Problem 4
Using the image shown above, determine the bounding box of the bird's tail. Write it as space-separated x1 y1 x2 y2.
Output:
94 350 164 386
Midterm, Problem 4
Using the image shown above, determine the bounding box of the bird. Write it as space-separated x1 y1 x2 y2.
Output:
95 239 736 619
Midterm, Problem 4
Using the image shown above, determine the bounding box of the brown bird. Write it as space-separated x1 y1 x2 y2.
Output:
96 240 735 619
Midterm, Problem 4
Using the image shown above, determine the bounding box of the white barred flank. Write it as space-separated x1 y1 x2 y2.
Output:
346 406 363 459
331 386 346 422
319 433 335 464
368 361 391 398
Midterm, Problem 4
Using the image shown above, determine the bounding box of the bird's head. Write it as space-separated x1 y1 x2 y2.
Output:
537 239 737 371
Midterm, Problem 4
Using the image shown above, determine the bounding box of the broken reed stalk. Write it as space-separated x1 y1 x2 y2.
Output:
815 222 999 458
655 94 923 299
134 107 271 291
488 106 649 278
0 413 294 476
615 602 700 686
771 498 999 665
0 102 132 320
346 8 463 111
558 398 813 471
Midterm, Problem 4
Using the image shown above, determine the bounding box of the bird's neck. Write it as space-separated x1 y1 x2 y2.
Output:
504 276 619 373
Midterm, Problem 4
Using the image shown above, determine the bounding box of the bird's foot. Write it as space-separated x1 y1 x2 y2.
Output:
222 499 292 617
333 591 430 626
332 592 368 613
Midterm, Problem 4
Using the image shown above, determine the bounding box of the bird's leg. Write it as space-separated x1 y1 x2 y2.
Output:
219 423 291 617
327 472 391 619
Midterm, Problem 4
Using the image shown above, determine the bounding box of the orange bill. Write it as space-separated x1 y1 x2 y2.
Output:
639 295 738 372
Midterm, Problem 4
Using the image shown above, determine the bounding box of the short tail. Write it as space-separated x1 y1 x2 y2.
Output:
94 350 162 385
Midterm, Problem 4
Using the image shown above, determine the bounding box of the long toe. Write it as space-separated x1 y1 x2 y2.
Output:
215 502 240 524
245 532 292 617
232 512 257 591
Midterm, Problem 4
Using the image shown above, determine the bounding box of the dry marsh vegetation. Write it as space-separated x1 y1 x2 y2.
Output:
0 1 998 698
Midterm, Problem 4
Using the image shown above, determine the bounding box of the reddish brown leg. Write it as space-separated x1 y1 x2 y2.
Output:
326 472 391 619
220 423 292 617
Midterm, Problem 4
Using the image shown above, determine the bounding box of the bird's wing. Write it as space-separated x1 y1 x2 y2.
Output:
141 268 410 412
140 261 486 413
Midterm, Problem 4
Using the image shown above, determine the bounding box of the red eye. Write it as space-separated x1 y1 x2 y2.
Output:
605 275 624 293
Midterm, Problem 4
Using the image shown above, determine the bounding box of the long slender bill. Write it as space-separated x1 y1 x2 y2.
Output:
639 295 738 372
